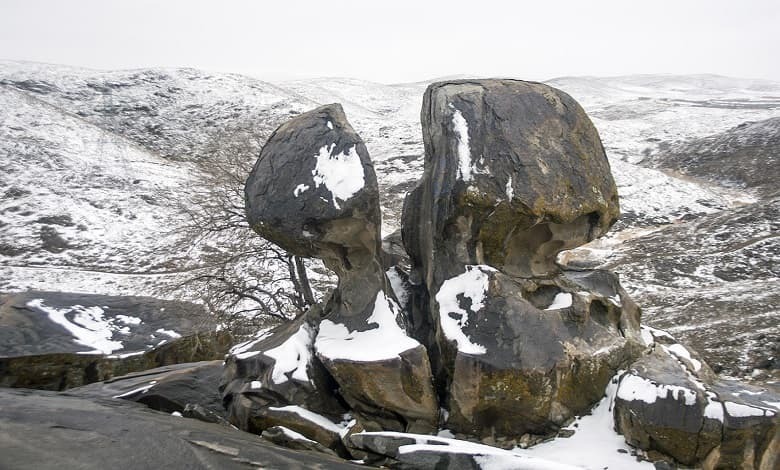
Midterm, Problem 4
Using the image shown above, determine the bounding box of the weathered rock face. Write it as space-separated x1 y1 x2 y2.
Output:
245 103 381 278
403 79 619 282
400 80 642 442
226 104 439 454
68 360 226 417
0 291 232 390
226 81 777 468
0 388 362 470
614 327 779 469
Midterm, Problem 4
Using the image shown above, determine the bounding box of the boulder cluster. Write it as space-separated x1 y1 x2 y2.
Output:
222 80 778 468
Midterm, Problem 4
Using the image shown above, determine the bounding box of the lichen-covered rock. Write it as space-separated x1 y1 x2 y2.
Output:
401 80 639 442
403 79 619 282
614 328 779 469
438 267 643 440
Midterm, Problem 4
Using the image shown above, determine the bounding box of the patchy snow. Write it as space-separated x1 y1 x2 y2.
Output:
113 380 157 399
315 292 419 361
116 315 142 325
326 120 333 130
311 144 365 209
264 324 314 384
27 299 126 354
229 329 272 359
250 380 262 390
358 375 652 469
107 350 145 359
450 105 473 181
617 373 698 406
505 176 514 200
171 411 183 417
528 375 654 469
155 328 181 339
386 267 409 307
435 265 496 355
277 426 318 444
663 343 702 371
293 183 310 197
545 292 573 310
704 396 725 421
267 405 344 434
724 401 775 418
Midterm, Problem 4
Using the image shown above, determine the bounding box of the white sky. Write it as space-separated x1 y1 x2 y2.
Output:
1 0 778 83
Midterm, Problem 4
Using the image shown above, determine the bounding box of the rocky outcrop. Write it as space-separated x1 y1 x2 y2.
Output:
400 80 643 442
0 291 232 390
224 104 438 455
224 81 778 468
614 327 779 469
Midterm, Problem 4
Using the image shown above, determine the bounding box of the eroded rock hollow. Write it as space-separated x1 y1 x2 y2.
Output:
221 81 779 468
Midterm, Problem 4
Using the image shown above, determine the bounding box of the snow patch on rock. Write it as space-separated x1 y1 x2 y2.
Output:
315 292 419 361
450 105 473 181
617 373 698 406
264 324 314 384
27 299 127 354
435 265 496 355
545 293 573 311
311 144 365 210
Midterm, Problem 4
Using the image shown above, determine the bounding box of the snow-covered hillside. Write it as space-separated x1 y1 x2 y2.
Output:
1 62 778 380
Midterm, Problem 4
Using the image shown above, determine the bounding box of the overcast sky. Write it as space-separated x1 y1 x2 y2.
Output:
1 0 778 83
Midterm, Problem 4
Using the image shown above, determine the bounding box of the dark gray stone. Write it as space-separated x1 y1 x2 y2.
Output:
0 291 232 390
0 388 361 470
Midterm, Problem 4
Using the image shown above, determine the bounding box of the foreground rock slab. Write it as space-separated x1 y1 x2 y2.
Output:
68 360 226 417
0 291 232 390
0 388 362 470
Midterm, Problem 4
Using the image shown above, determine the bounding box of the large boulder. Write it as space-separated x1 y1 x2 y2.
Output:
244 103 381 279
614 327 779 469
0 291 232 390
230 104 439 445
402 79 619 283
401 80 641 442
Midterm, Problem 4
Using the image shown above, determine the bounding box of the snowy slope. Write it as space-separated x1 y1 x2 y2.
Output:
1 63 778 382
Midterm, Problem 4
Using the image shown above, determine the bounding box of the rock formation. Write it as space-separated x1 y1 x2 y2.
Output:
401 80 644 442
221 82 779 468
0 291 232 390
225 104 438 452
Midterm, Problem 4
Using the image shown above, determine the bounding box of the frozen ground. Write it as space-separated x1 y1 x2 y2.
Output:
1 62 778 382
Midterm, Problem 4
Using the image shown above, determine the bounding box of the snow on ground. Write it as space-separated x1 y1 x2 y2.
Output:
359 377 654 469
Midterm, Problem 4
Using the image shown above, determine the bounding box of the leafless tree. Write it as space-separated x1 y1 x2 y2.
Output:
171 119 327 335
